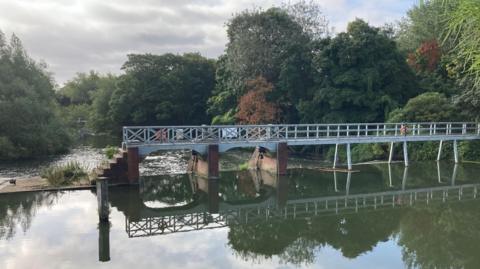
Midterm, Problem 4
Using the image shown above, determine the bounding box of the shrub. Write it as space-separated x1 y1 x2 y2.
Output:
41 161 88 186
104 146 119 159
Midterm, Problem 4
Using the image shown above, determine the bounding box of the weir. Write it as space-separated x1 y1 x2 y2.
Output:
114 122 479 184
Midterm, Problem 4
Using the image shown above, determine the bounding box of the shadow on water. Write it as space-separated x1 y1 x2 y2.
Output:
103 161 480 267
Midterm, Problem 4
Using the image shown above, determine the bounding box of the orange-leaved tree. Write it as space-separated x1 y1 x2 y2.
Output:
236 76 280 124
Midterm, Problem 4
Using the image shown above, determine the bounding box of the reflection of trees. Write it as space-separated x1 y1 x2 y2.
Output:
140 175 195 205
398 201 480 269
0 192 59 240
228 209 403 265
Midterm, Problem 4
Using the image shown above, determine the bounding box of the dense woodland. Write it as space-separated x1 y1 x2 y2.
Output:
1 0 480 161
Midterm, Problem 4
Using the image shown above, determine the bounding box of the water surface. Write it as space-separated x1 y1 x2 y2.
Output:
1 162 480 268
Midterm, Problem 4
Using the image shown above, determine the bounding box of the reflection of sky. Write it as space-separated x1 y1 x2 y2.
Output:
0 190 405 269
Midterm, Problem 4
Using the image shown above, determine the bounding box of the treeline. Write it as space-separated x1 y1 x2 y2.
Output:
1 0 480 160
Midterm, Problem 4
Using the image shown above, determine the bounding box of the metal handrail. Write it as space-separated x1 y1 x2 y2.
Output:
123 122 480 145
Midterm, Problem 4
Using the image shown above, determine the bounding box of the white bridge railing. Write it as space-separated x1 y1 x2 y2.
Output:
123 122 480 146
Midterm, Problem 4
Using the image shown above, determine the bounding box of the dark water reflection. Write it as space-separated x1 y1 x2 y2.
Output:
2 162 480 268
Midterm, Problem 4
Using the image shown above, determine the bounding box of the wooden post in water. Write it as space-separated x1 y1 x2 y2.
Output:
97 177 109 222
98 220 110 262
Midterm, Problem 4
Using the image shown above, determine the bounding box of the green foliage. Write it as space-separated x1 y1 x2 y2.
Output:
104 146 119 159
351 144 386 163
0 31 71 160
209 7 315 122
388 92 458 122
57 71 101 105
107 53 215 128
299 19 418 123
40 161 88 186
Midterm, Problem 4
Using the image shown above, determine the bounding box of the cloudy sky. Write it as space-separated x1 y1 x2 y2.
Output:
0 0 416 85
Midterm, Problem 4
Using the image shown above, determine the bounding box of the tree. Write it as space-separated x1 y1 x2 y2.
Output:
236 76 280 124
388 92 457 122
57 71 101 105
298 19 419 123
208 7 316 123
0 31 70 160
106 53 215 132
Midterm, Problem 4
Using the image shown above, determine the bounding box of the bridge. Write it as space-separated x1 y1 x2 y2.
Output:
118 122 480 183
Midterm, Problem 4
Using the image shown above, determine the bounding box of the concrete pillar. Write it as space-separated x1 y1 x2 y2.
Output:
98 221 110 262
388 142 394 163
127 147 140 184
346 143 352 170
96 177 109 222
333 171 338 192
333 143 339 168
453 140 459 164
277 142 288 175
437 140 443 161
403 141 409 167
207 178 219 213
276 175 288 208
207 144 219 178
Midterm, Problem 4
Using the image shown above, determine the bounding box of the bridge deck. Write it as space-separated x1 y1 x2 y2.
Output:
123 122 480 154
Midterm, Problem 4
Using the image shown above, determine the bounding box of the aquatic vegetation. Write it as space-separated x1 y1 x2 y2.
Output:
40 161 88 186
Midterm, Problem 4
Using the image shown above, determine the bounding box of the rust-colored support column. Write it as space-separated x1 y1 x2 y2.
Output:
207 144 219 178
277 142 288 175
127 147 140 184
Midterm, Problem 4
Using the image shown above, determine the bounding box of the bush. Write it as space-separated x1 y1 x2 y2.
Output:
41 162 88 186
104 146 119 159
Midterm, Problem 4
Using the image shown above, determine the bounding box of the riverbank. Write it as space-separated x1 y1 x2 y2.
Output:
0 176 93 194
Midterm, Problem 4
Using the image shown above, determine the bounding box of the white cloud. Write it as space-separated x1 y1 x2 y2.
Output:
0 0 414 85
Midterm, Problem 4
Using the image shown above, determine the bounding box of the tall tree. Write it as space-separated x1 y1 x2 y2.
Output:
209 6 320 123
106 53 215 132
0 31 70 160
298 19 419 123
236 76 280 124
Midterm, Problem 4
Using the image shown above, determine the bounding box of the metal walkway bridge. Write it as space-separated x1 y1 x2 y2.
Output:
123 122 480 153
120 122 480 179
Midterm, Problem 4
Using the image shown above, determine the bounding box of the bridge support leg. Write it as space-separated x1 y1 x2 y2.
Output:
277 142 288 175
437 140 443 161
127 147 140 184
346 143 352 170
189 145 219 178
333 143 339 168
388 142 394 163
453 140 459 164
403 141 409 167
208 144 219 178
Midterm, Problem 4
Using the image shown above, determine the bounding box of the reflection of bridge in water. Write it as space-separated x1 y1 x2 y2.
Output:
120 164 478 238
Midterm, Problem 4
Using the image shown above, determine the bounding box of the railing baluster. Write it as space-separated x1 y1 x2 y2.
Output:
376 125 379 136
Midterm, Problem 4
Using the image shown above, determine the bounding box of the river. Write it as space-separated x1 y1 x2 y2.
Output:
1 161 480 268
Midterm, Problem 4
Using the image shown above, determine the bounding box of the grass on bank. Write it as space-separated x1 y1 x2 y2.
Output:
104 146 120 159
40 161 89 186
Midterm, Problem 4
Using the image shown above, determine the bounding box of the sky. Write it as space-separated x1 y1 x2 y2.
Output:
0 0 416 85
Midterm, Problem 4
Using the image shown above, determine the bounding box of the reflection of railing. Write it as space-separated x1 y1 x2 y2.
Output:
125 183 479 238
123 122 480 146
